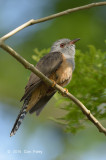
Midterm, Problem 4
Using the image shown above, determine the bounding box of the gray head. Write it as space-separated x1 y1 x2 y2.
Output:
50 38 80 59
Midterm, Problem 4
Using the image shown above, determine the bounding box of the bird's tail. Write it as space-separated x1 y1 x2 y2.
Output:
10 101 28 137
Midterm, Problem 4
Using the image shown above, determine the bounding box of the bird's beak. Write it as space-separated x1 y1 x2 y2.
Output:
70 38 80 44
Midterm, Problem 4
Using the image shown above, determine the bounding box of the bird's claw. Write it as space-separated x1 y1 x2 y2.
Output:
62 88 68 96
51 79 56 87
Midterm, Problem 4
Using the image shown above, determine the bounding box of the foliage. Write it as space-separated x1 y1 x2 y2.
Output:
33 44 106 133
32 48 50 62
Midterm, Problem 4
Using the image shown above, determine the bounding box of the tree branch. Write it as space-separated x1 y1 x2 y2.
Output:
0 2 106 135
1 2 106 41
0 43 106 135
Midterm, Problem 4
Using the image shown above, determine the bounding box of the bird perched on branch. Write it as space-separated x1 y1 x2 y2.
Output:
10 38 80 136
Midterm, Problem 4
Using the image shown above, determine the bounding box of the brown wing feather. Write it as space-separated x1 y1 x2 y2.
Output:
20 52 63 101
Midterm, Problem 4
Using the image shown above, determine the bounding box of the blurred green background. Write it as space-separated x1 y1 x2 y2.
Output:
0 0 106 160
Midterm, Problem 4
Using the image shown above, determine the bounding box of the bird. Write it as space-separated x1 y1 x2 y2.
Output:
10 38 80 137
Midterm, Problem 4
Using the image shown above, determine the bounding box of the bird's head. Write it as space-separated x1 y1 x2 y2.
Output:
50 38 80 58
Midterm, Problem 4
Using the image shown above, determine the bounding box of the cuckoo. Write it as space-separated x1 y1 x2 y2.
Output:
10 38 80 136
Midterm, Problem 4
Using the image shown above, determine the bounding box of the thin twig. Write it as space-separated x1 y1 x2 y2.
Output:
0 43 106 135
1 2 106 41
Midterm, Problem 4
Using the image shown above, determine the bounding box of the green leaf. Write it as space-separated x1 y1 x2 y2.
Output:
32 45 106 133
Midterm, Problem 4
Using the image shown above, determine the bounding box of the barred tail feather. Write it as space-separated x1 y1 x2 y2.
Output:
10 102 27 137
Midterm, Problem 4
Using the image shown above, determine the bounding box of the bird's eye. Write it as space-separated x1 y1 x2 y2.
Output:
60 43 65 48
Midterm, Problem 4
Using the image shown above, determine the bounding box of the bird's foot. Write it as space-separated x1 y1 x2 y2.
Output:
50 79 56 87
62 88 68 97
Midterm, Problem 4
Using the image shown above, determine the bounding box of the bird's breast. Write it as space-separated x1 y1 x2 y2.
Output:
49 55 73 87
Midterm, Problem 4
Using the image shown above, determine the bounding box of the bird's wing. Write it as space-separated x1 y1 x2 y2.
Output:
20 52 63 101
29 92 55 115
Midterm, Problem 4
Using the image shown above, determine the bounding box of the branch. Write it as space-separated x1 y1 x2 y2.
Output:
1 2 106 41
0 2 106 135
0 43 106 135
